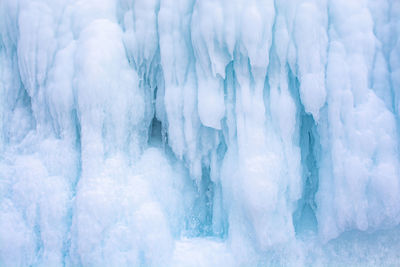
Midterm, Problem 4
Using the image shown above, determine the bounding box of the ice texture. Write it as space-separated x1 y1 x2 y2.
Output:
0 0 400 266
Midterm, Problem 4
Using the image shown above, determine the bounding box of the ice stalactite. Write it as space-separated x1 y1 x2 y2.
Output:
0 0 400 266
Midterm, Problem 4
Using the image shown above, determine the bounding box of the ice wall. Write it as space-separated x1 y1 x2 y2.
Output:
0 0 399 266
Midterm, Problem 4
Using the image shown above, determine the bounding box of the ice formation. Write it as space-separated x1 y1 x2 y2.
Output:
0 0 399 266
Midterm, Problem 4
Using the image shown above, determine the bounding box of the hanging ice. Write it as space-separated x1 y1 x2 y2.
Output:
0 0 400 266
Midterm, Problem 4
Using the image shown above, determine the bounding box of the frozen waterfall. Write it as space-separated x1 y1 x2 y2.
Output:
0 0 400 266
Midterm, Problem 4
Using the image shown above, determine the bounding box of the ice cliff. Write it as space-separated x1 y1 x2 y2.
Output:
0 0 400 266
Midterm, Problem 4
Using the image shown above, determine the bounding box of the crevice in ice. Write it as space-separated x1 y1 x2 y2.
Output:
188 164 215 237
188 131 228 238
290 67 320 236
148 115 163 147
223 61 237 143
33 206 44 264
62 108 81 266
293 112 320 235
211 135 228 239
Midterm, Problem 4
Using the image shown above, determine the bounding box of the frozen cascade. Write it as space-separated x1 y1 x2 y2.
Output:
0 0 399 266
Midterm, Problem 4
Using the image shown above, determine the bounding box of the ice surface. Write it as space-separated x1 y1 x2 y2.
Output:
0 0 400 266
